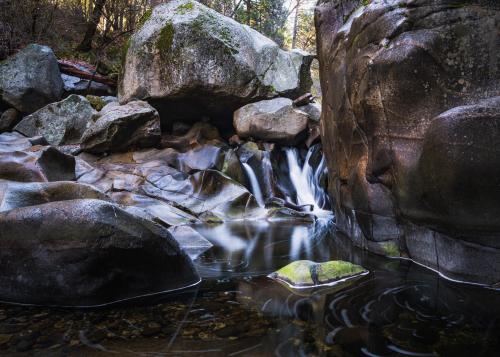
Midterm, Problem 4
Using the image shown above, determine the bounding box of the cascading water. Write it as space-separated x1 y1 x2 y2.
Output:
285 147 331 217
240 144 331 217
242 162 265 207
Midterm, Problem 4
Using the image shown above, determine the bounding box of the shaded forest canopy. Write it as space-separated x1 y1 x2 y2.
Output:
0 0 316 78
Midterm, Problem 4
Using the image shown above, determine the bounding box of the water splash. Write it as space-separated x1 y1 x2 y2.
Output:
285 147 331 217
242 162 265 207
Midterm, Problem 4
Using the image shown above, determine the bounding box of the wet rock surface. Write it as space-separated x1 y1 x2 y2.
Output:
0 199 199 306
316 0 500 285
0 144 76 182
120 0 313 128
0 114 328 305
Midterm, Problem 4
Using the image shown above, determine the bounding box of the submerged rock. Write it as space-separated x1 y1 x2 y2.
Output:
0 44 64 114
168 225 213 259
233 98 310 144
120 0 313 127
269 260 367 288
14 95 96 145
316 0 500 284
0 199 199 306
81 101 161 154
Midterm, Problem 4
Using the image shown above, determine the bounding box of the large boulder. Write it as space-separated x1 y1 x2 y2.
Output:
315 0 500 284
0 199 200 306
120 0 313 128
81 101 161 154
14 95 96 145
0 44 64 114
233 98 310 144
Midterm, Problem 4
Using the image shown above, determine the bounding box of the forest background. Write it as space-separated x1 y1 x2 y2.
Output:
0 0 318 82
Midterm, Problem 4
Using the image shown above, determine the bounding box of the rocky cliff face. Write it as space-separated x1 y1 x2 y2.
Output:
315 0 500 285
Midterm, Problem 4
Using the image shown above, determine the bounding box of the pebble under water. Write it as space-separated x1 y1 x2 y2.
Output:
1 220 499 356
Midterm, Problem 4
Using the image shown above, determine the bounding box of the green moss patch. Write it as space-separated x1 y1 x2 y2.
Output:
273 261 314 285
269 260 367 288
137 9 153 30
86 95 107 111
176 2 195 15
316 261 366 284
380 241 400 257
156 22 175 53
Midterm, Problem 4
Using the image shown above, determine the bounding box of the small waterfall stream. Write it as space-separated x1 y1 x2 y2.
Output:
285 147 331 216
242 162 265 207
241 145 331 216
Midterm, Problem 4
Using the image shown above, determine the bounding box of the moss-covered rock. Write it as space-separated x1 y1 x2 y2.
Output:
269 260 367 288
119 0 313 128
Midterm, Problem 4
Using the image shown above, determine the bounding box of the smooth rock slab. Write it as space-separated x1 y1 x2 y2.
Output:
14 95 96 145
0 146 75 182
0 199 200 306
268 260 367 288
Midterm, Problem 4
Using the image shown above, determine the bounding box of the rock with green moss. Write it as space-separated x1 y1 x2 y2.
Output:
120 0 313 128
269 260 368 288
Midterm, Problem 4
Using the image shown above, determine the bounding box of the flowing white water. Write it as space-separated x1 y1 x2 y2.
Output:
285 147 332 217
242 162 265 207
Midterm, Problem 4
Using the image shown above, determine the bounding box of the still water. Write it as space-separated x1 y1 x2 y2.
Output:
0 220 499 356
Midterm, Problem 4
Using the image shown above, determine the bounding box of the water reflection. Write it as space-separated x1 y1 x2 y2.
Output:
192 221 500 356
193 220 333 278
0 221 499 356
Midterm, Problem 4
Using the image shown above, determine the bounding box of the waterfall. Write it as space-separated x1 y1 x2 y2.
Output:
262 151 274 200
242 163 265 207
285 147 331 216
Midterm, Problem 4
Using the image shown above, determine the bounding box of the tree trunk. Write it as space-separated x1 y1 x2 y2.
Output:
292 0 301 49
77 0 107 52
245 0 251 25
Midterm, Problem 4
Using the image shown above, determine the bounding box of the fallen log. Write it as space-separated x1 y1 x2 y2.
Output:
58 59 116 87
